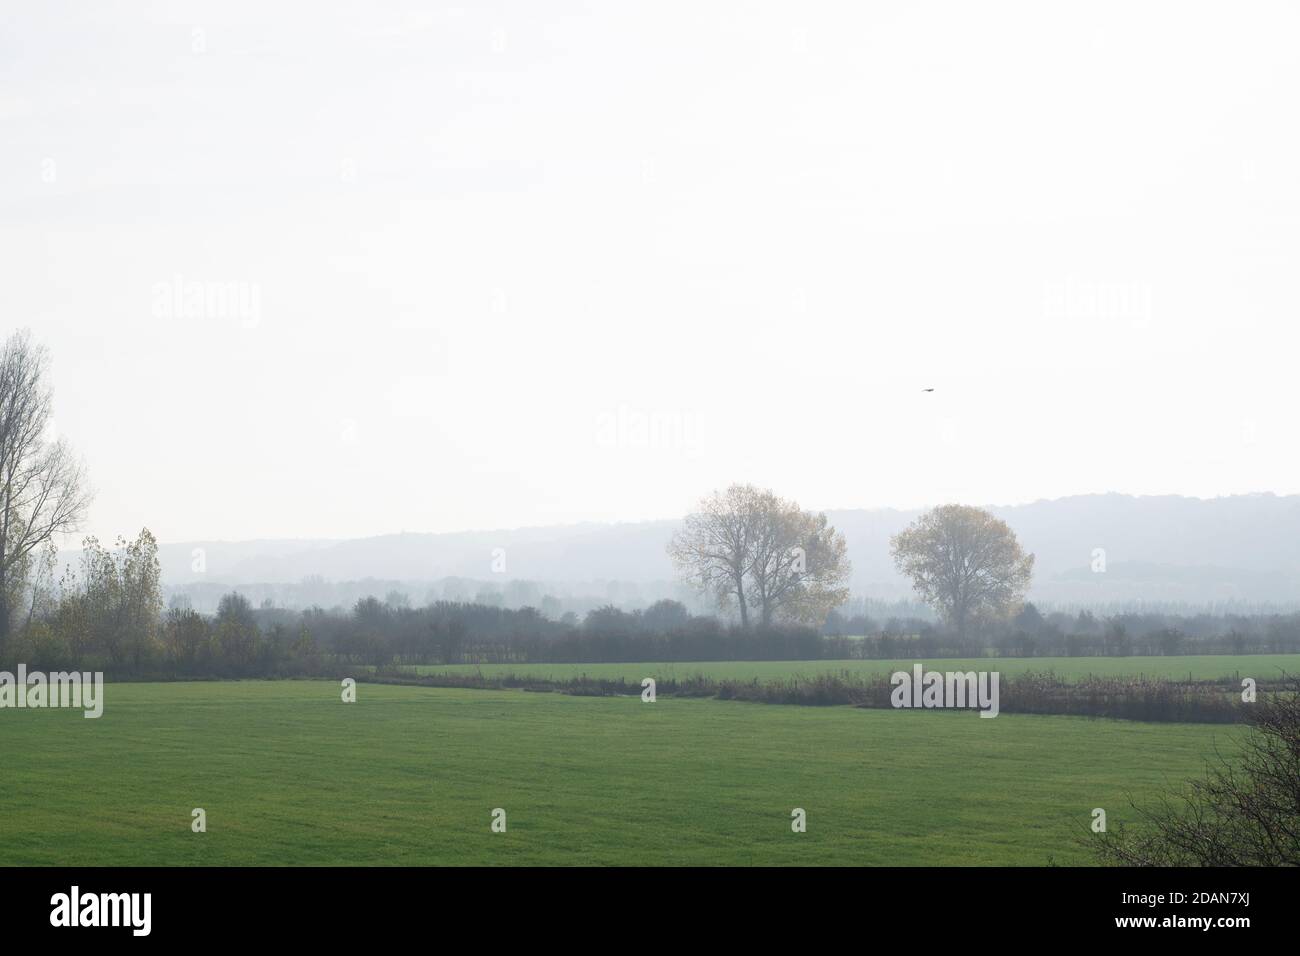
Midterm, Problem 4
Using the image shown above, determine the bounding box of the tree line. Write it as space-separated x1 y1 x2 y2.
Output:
7 575 1300 679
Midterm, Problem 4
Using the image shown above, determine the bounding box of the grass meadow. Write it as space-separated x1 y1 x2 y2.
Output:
0 677 1246 866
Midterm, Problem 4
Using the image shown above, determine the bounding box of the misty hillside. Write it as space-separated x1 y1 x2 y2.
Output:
130 493 1300 608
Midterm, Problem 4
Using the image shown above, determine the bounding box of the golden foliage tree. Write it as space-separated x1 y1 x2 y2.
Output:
890 504 1033 638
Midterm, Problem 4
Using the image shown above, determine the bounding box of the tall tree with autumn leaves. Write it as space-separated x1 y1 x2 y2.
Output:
890 504 1034 638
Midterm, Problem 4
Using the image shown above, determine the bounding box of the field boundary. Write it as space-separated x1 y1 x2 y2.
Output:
359 668 1292 723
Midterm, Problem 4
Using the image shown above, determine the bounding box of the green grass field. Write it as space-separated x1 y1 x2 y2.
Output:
394 653 1300 684
0 679 1242 866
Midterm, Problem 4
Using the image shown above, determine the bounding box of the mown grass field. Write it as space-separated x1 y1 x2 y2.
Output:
0 679 1242 866
395 653 1300 684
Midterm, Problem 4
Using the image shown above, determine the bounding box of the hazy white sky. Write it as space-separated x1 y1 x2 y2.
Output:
3 1 1299 544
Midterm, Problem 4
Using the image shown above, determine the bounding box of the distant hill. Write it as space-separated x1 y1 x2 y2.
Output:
107 493 1300 608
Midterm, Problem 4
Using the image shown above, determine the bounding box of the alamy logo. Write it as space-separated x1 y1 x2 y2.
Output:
151 274 261 328
890 664 1000 718
0 665 104 718
50 886 151 936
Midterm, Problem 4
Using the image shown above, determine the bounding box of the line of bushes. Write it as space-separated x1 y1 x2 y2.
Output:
362 668 1288 723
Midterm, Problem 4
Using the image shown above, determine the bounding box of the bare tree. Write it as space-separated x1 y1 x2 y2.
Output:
0 330 92 645
890 504 1033 638
668 484 766 628
669 484 850 628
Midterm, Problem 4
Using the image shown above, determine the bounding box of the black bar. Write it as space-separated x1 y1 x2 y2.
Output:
0 866 1280 942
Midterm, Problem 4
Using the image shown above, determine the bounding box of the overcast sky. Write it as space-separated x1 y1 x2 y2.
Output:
3 1 1299 544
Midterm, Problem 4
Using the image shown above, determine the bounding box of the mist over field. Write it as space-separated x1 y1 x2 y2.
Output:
121 492 1300 612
